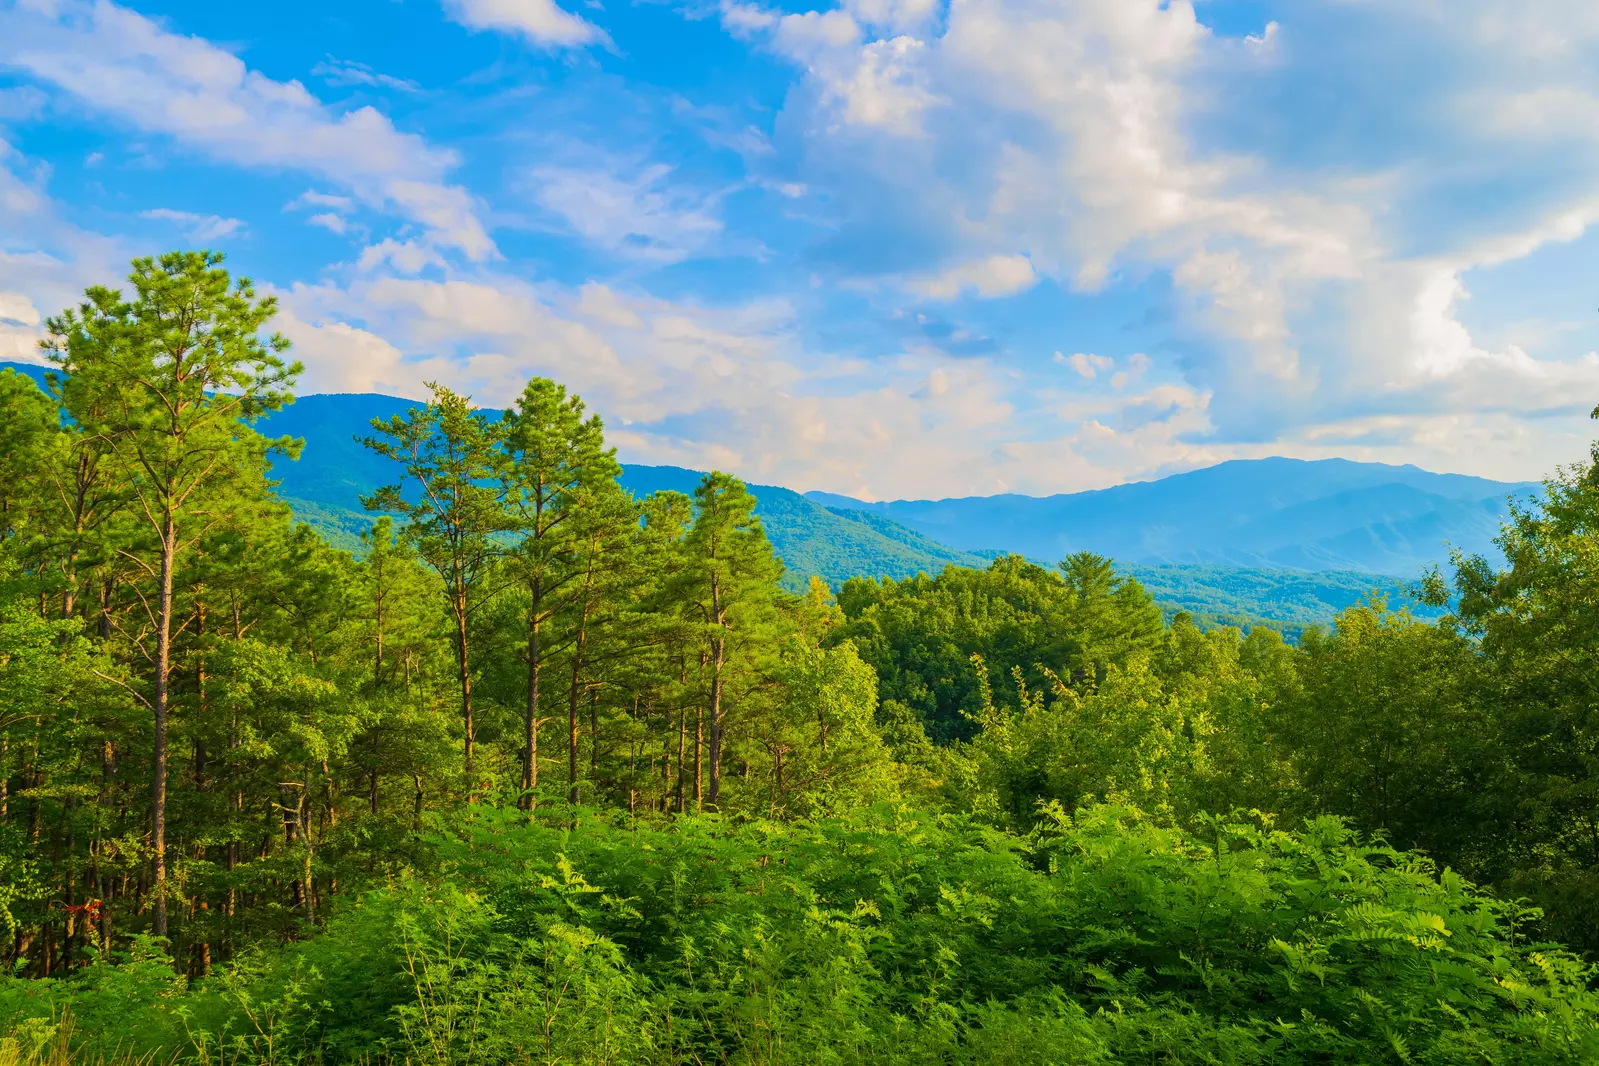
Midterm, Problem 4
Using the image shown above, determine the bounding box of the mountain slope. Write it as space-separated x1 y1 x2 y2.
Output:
236 396 985 587
0 362 1499 627
806 456 1537 575
0 364 982 588
613 464 990 589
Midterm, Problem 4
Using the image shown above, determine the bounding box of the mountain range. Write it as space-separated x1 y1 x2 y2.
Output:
2 362 1539 633
807 458 1538 575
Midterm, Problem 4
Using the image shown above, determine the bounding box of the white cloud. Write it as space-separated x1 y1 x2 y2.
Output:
270 306 421 397
530 164 724 263
0 144 129 362
307 213 348 235
906 254 1035 299
0 292 41 328
290 190 356 211
140 207 245 242
1244 21 1279 56
715 0 1599 481
1056 352 1112 379
357 239 448 275
442 0 606 48
0 86 48 121
829 36 939 135
773 9 861 53
0 290 43 362
0 0 494 258
1111 353 1152 390
720 1 778 35
743 8 940 135
311 57 421 94
844 0 939 37
274 270 1054 499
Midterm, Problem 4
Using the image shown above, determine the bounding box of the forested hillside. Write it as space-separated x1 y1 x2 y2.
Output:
0 366 994 593
0 361 1448 630
809 458 1536 574
3 254 1599 1064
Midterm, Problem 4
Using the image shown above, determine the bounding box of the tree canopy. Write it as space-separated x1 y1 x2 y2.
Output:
2 252 1599 1065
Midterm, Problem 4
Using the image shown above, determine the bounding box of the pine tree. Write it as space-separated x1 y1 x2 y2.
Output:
362 384 508 784
39 251 299 939
674 473 784 812
0 370 60 547
554 478 639 806
500 379 618 809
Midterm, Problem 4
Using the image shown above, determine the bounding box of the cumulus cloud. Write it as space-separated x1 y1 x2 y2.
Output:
906 254 1035 300
715 0 1599 480
529 164 724 263
744 7 942 135
10 0 1599 498
356 239 448 275
1056 352 1111 379
0 290 43 362
442 0 606 48
0 0 494 258
306 213 348 235
844 0 939 37
273 270 1061 499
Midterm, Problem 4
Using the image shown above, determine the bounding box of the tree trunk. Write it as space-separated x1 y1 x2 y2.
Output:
523 580 543 811
283 785 301 912
373 579 386 687
300 785 315 927
707 633 725 812
227 690 241 940
567 602 591 806
152 513 175 939
694 707 704 812
453 588 475 780
674 709 686 814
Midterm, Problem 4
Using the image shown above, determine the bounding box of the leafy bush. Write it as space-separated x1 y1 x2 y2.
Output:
11 804 1595 1064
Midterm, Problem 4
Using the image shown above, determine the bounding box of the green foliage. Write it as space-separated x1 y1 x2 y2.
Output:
1442 437 1599 954
835 553 1165 741
10 808 1599 1064
8 251 1599 1066
1126 563 1441 641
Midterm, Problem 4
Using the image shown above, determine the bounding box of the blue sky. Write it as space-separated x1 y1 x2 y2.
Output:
2 0 1599 500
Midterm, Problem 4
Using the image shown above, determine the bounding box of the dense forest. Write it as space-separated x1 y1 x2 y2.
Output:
1 252 1598 1063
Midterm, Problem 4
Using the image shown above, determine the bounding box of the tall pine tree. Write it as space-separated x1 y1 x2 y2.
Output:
39 251 299 937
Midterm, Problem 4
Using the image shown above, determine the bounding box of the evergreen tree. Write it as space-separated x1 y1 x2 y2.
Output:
38 250 299 938
0 369 60 547
500 379 617 809
362 384 508 783
673 473 784 811
553 477 638 806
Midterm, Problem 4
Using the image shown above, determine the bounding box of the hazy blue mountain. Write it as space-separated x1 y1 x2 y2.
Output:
806 457 1538 576
0 365 980 587
0 362 1493 629
260 397 990 591
612 464 991 589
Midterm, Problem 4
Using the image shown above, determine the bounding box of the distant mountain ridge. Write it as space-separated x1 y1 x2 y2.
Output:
0 361 1522 630
806 457 1537 575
